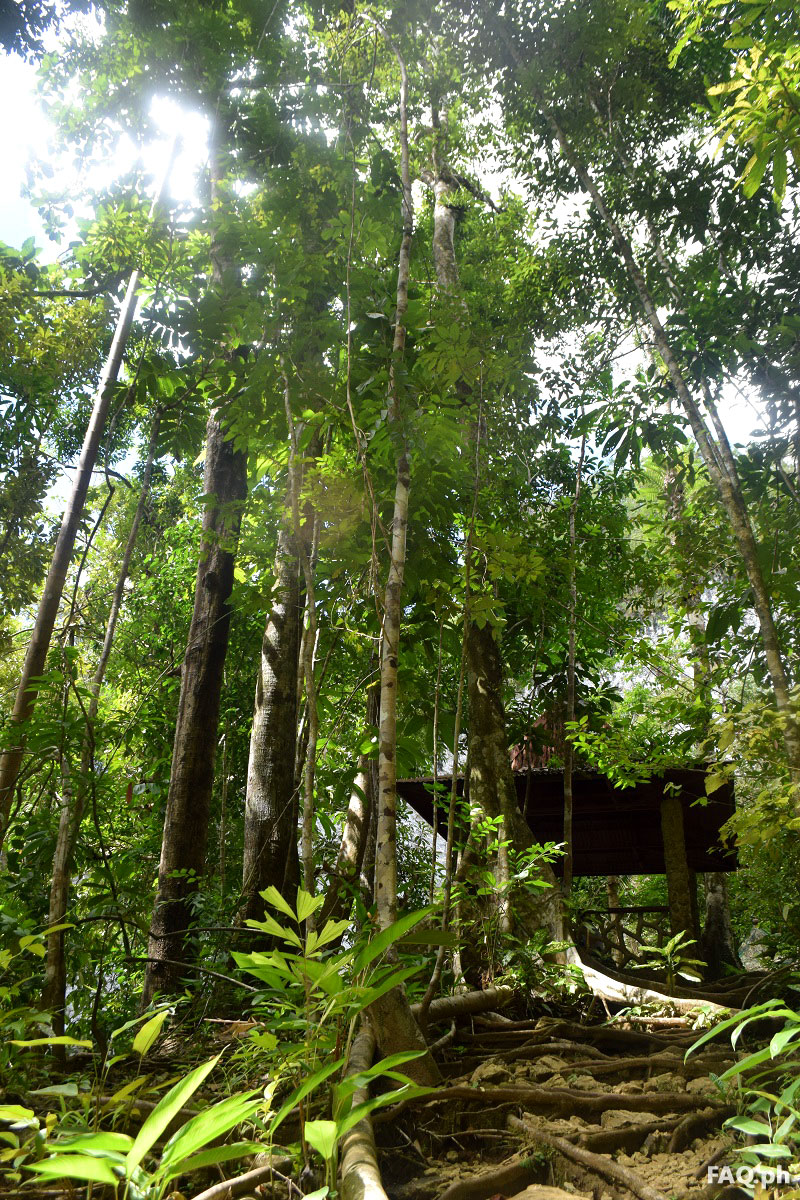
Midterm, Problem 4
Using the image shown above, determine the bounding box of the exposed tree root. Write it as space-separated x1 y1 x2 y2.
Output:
508 1114 670 1200
190 1155 293 1200
576 1117 685 1155
575 955 739 1014
667 1106 734 1153
405 1083 724 1119
435 1152 545 1200
561 1052 732 1078
413 986 515 1026
340 1025 389 1200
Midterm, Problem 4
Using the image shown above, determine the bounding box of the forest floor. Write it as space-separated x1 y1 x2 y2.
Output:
374 1007 744 1200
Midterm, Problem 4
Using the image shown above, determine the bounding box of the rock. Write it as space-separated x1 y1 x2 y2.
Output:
445 1150 459 1162
514 1187 592 1200
686 1076 717 1094
643 1072 684 1092
601 1109 661 1130
618 1080 645 1093
569 1074 602 1090
470 1060 509 1085
537 1055 568 1073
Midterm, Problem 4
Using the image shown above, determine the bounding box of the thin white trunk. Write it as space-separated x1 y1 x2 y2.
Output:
0 148 177 846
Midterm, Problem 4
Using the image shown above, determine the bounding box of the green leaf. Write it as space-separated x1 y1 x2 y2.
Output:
160 1090 261 1176
304 1119 338 1162
30 1082 80 1097
741 150 769 198
398 929 458 948
28 1156 120 1185
351 909 432 973
725 1116 770 1136
126 1054 221 1173
245 912 303 947
0 1106 35 1123
132 1008 170 1056
770 1026 800 1057
296 888 324 923
56 1132 133 1154
270 1058 345 1135
261 886 296 921
176 1141 263 1177
11 1036 92 1048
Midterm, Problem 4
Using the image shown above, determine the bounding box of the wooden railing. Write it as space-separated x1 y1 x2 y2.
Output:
574 905 672 971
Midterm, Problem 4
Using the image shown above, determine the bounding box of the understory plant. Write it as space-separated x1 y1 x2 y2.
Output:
632 930 706 991
231 886 436 1192
687 995 800 1184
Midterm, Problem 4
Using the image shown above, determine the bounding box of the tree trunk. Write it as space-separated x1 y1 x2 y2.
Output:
701 872 741 977
466 618 561 942
320 669 379 927
562 438 585 903
0 155 176 848
43 414 161 1025
142 412 246 1003
361 21 440 1088
240 520 302 924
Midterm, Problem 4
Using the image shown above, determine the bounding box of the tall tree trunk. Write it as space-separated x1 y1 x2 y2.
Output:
466 617 562 942
364 20 440 1087
0 155 176 848
43 414 160 1027
143 411 246 1003
562 438 585 904
701 872 741 976
240 519 301 924
429 129 560 946
536 101 800 798
320 665 379 927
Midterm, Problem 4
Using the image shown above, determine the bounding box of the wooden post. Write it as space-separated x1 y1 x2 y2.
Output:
660 793 697 940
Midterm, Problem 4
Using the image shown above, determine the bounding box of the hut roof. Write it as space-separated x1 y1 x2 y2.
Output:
396 767 736 877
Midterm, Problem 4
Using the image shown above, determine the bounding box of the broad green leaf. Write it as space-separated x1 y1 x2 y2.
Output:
725 1116 770 1136
56 1132 133 1154
132 1008 169 1056
160 1090 261 1174
398 929 458 948
0 1106 35 1123
127 1054 220 1173
11 1036 92 1048
770 1026 800 1057
303 1119 338 1162
245 912 303 947
308 919 350 952
260 886 296 921
296 888 324 923
352 909 432 973
28 1156 120 1185
270 1058 345 1134
173 1141 263 1178
30 1082 79 1097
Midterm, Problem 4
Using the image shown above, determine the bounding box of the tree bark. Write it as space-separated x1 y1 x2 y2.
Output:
142 411 246 1003
562 437 585 903
43 413 161 1026
240 519 302 924
320 668 379 927
466 618 562 942
0 154 176 848
701 872 741 977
